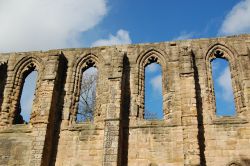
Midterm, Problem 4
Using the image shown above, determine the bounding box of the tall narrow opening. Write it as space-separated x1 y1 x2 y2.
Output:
15 70 38 124
76 67 98 122
144 62 163 120
211 58 236 116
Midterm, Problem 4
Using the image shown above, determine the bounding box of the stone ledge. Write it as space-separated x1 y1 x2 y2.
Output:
0 124 32 133
67 123 104 131
213 116 248 125
128 120 179 129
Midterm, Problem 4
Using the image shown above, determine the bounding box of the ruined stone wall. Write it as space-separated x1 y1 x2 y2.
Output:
0 35 250 166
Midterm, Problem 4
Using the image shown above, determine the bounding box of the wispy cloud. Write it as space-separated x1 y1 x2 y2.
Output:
150 75 162 93
212 60 220 71
173 32 194 41
146 63 160 73
20 95 34 122
91 29 132 47
0 0 108 52
219 0 250 35
217 67 234 102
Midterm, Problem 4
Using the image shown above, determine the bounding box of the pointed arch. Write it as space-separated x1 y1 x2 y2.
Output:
135 47 168 119
13 55 44 75
205 43 246 118
205 43 238 62
73 52 102 72
136 47 168 68
7 56 44 124
68 52 105 124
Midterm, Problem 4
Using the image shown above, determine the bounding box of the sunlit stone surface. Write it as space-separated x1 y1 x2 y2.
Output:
0 34 250 166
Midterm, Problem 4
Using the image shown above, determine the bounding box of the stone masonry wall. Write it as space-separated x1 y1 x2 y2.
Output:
0 34 250 166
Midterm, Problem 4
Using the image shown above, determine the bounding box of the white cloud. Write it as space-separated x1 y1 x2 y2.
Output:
146 63 159 73
150 75 162 93
173 32 194 41
212 60 220 71
91 29 132 47
0 0 108 52
20 96 33 122
219 0 250 35
217 67 234 102
20 71 38 122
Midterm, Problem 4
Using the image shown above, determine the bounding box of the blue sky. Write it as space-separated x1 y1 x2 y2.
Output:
20 71 37 122
211 59 236 116
145 63 163 119
1 0 250 121
83 0 240 45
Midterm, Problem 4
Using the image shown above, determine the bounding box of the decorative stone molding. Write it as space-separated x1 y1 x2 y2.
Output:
0 35 249 166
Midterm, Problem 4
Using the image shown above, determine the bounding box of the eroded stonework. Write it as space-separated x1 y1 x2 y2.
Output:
0 35 250 166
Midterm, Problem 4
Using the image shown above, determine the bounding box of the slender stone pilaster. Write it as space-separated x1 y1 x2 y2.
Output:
180 47 201 166
29 53 61 166
103 50 124 166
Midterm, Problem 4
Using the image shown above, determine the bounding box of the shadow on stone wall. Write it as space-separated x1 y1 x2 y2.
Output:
0 64 7 112
48 54 68 166
120 54 131 166
192 53 207 166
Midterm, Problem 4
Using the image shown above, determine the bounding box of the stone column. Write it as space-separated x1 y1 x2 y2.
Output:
102 50 124 166
0 55 16 126
179 47 201 166
29 53 61 166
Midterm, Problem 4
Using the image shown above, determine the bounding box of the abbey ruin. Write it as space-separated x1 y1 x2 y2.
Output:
0 35 250 166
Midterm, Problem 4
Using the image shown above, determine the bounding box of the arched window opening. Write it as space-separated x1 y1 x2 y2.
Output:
76 67 98 122
15 70 38 124
211 58 236 116
144 62 163 120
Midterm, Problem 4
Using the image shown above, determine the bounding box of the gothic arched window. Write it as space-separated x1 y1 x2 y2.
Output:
14 66 38 124
206 45 245 118
76 67 98 122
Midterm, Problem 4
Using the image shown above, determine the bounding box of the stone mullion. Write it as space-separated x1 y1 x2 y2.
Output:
62 61 75 128
103 79 122 166
166 61 182 125
180 76 200 166
0 85 10 126
130 65 140 119
180 48 201 166
239 55 250 119
9 74 23 123
246 74 250 118
29 124 47 166
103 120 121 165
29 55 60 166
129 66 139 119
138 67 144 119
61 60 74 126
103 51 124 166
0 64 16 126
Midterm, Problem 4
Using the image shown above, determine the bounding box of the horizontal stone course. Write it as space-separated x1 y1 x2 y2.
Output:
0 34 250 165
